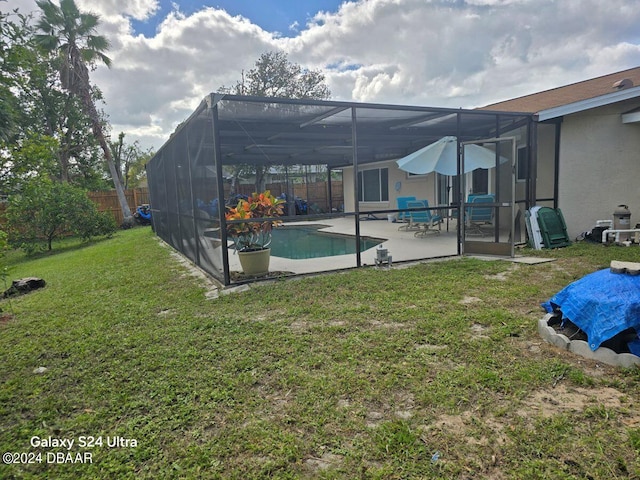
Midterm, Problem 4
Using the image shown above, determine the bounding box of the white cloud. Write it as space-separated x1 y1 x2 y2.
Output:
9 0 640 151
78 0 159 21
287 0 640 107
92 7 279 146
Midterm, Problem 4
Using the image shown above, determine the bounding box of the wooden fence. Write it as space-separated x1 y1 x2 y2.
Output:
71 180 344 226
0 188 151 229
88 188 150 225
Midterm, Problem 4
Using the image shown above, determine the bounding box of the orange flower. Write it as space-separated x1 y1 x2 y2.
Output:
225 190 285 251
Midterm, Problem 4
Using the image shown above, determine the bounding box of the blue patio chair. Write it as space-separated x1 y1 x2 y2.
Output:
401 200 443 236
466 194 494 236
396 196 417 224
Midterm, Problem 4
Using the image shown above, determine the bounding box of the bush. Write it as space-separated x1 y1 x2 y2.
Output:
6 178 117 252
73 210 117 241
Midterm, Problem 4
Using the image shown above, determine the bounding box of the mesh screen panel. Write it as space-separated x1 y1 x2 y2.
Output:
146 95 537 285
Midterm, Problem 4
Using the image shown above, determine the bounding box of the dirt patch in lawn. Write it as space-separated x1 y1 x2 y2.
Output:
517 383 639 422
483 263 519 281
0 313 13 325
304 452 345 473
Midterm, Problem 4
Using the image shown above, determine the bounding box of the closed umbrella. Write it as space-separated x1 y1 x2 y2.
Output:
396 136 505 176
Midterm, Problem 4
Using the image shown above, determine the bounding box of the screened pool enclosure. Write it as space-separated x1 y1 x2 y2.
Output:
146 94 538 285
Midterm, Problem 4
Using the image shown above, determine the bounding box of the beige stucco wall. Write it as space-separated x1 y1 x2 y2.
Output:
340 103 640 241
343 160 438 213
535 123 557 201
556 102 640 239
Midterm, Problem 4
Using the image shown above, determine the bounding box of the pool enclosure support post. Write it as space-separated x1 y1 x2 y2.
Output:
285 166 294 217
455 112 462 256
352 107 362 267
186 129 200 267
327 166 333 213
211 102 231 286
171 142 184 251
305 166 310 207
525 118 536 211
494 115 502 244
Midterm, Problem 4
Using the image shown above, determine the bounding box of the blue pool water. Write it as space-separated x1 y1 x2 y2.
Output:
269 225 384 259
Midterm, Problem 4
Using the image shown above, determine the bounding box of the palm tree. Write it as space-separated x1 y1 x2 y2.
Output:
34 0 133 226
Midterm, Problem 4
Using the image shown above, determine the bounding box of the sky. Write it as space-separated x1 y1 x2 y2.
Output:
130 1 346 38
6 0 640 152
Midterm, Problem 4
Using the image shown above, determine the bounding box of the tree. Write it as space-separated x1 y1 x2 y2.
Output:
0 8 99 186
34 0 133 226
0 133 59 194
226 51 331 100
109 132 153 189
0 8 33 144
0 85 19 144
6 177 116 252
221 51 331 192
124 149 151 189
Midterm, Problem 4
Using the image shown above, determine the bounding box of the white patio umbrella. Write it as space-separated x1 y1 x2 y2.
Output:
396 136 505 176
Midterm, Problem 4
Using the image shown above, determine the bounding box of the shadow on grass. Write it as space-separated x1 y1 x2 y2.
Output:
521 240 640 266
3 232 123 268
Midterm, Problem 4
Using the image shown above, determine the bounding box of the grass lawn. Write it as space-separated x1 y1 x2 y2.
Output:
1 227 640 479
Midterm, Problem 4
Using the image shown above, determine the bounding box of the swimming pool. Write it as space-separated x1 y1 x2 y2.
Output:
269 225 384 259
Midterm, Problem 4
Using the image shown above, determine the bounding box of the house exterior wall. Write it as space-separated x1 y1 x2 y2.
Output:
555 102 640 239
343 160 438 214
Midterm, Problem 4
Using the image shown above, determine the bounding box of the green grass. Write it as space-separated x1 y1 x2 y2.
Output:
1 228 640 479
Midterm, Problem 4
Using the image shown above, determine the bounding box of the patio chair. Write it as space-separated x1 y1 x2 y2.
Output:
536 207 571 248
400 200 443 236
396 196 417 225
466 194 494 236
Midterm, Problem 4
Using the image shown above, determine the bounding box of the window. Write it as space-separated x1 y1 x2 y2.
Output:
471 169 488 194
517 147 529 182
358 168 389 202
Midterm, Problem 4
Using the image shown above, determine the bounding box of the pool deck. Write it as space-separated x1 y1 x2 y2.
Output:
228 217 460 275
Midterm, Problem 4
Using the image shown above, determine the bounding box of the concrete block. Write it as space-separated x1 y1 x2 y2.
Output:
204 289 220 300
610 260 640 275
539 314 640 367
549 332 571 350
537 316 552 339
221 284 251 295
538 314 570 350
617 353 640 368
568 340 596 360
591 346 622 367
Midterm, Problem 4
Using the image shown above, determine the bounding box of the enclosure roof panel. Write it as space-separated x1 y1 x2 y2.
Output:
153 94 533 169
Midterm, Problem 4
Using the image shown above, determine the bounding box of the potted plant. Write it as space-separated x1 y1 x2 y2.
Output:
225 190 285 275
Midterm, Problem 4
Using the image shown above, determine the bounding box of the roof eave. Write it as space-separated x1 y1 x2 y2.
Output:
537 85 640 121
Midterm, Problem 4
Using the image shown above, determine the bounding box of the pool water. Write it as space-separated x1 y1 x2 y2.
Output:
269 225 384 259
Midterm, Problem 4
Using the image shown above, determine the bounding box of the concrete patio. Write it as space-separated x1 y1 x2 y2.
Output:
227 216 461 276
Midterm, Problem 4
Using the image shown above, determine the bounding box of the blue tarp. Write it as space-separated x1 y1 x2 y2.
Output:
542 268 640 351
